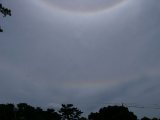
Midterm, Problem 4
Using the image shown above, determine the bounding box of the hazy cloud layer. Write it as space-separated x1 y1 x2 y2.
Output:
0 0 160 118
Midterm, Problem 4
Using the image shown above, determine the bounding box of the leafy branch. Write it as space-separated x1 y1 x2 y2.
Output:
0 3 11 32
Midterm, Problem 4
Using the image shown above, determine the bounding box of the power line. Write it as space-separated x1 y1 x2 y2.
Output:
100 102 160 110
124 104 160 110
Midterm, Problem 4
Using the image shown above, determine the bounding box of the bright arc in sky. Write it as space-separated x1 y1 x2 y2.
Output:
42 0 126 13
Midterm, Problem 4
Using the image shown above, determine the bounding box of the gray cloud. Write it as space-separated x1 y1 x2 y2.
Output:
1 0 160 118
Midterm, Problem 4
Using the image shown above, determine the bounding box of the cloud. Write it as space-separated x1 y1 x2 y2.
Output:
0 0 160 117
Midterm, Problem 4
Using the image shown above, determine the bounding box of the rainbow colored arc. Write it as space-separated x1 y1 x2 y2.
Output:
41 0 127 13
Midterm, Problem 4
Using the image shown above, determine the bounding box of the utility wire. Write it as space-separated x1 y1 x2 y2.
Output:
100 102 160 110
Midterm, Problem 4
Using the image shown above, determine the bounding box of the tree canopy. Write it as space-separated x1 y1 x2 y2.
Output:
88 105 137 120
0 103 159 120
59 104 83 120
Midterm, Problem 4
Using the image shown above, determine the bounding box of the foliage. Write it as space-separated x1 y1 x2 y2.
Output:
0 3 11 32
141 117 151 120
0 4 11 17
0 103 61 120
88 105 137 120
0 104 15 120
0 103 159 120
141 117 159 120
59 104 83 120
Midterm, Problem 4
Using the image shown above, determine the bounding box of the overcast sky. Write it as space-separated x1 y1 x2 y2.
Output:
1 0 160 118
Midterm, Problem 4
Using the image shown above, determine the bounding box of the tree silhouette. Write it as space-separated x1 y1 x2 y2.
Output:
88 105 137 120
59 104 83 120
0 103 15 120
79 117 88 120
45 108 61 120
152 118 159 120
17 103 36 120
141 117 151 120
16 103 61 120
0 103 160 120
0 3 11 32
141 117 159 120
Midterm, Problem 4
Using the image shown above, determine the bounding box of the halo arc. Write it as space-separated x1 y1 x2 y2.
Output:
41 0 127 14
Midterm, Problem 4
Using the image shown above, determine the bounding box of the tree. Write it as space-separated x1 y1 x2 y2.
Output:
88 105 137 120
0 3 11 32
79 117 88 120
0 103 15 120
140 117 159 120
152 118 159 120
45 108 61 120
59 104 83 120
141 117 151 120
17 103 36 120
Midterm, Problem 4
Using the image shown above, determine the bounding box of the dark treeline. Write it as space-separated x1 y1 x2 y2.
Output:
0 103 159 120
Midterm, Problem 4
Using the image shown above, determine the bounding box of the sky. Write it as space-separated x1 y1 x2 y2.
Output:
0 0 160 118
